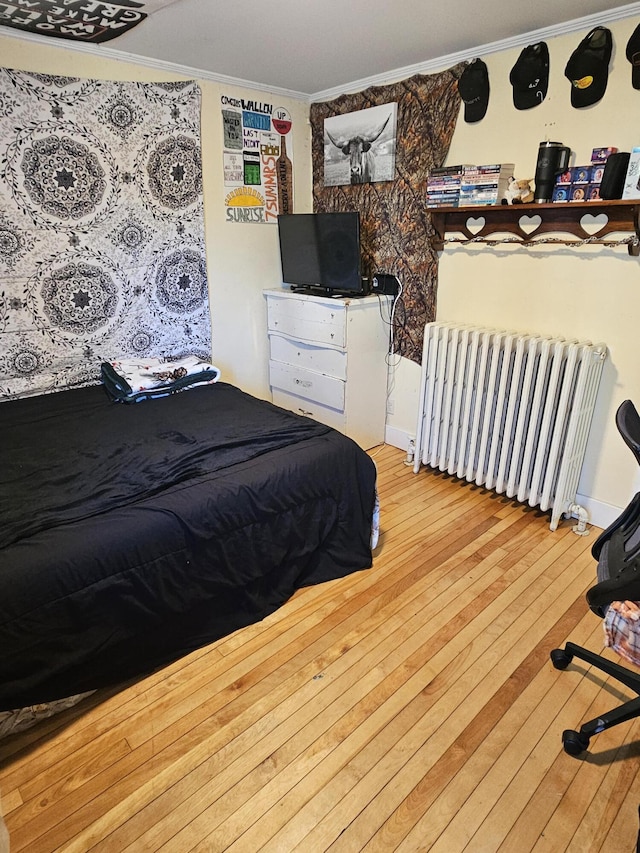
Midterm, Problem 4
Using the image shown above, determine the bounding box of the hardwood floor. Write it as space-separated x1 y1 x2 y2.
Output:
2 444 640 852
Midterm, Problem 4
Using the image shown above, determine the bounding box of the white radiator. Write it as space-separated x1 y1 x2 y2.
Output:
412 322 607 531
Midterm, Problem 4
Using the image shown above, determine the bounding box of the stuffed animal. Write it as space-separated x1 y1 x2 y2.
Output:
502 177 534 205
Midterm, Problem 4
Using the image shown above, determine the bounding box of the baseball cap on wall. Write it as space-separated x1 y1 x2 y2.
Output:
458 58 489 123
626 22 640 89
564 26 612 108
509 42 549 109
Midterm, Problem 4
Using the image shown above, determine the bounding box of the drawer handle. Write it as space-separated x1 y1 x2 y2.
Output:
295 379 312 388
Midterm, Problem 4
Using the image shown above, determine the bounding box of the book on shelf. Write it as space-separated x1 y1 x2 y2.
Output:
429 164 473 176
427 199 461 208
459 163 515 206
622 147 640 200
427 165 468 208
427 163 515 208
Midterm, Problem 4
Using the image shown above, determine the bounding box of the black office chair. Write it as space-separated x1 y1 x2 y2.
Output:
551 399 640 756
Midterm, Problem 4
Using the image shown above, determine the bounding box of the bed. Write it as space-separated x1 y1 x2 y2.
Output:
0 380 377 716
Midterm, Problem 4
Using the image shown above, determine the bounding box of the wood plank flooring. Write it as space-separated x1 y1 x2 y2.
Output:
2 444 640 852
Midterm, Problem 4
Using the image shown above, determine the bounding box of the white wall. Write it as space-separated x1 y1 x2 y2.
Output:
385 14 640 527
0 34 313 401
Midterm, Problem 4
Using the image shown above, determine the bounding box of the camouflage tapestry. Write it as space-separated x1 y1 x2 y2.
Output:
310 66 463 364
0 68 209 399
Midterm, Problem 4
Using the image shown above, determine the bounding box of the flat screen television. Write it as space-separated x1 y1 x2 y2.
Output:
277 211 367 297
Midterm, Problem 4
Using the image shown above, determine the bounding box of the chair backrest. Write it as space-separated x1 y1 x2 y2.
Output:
587 503 640 617
586 399 640 615
616 399 640 467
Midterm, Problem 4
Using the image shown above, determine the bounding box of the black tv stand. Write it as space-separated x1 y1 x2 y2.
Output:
288 285 368 299
289 285 331 297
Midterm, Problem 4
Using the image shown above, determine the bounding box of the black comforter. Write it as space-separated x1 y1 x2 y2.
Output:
0 383 376 710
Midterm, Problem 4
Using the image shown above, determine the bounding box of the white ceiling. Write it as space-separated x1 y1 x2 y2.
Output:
4 0 640 99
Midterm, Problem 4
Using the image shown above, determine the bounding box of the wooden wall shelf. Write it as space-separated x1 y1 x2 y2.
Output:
429 199 640 256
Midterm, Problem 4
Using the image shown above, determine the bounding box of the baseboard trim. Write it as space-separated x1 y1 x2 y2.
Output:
384 424 413 452
573 495 620 534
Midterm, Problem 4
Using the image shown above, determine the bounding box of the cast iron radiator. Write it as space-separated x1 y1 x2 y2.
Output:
413 321 607 531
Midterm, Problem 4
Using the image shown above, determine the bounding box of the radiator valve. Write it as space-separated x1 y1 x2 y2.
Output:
404 438 415 466
568 503 590 536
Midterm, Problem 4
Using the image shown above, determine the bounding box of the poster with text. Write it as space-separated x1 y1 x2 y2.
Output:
221 95 294 224
0 0 152 42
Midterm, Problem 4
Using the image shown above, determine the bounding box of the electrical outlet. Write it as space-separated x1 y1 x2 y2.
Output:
386 398 395 414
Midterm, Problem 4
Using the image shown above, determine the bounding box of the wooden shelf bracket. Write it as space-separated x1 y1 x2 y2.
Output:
429 199 640 257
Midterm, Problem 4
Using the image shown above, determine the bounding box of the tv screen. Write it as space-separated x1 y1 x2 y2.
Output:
277 212 365 296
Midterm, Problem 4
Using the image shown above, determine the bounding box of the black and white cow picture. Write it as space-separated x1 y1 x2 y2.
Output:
325 114 392 185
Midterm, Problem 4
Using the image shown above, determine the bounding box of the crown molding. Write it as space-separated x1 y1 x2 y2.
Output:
1 2 639 105
310 2 640 102
0 26 309 102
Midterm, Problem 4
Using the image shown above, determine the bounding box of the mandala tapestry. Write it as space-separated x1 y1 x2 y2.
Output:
0 68 210 400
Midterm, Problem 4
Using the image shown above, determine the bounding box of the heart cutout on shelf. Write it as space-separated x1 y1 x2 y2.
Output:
518 214 542 235
465 217 485 235
580 213 608 235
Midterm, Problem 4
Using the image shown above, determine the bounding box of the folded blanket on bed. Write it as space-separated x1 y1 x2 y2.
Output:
101 356 220 403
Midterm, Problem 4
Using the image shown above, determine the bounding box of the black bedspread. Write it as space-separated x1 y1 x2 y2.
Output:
0 383 376 710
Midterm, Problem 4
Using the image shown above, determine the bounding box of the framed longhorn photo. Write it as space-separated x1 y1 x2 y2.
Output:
323 102 397 186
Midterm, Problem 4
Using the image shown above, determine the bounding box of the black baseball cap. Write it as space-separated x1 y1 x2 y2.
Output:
458 59 489 123
510 42 549 109
626 22 640 89
564 26 612 108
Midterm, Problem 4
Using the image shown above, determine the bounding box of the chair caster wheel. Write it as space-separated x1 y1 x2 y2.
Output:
550 648 573 670
562 729 590 756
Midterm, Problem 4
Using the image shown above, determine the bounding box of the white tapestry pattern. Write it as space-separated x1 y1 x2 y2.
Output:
0 69 210 400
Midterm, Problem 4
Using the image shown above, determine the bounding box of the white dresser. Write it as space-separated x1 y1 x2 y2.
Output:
265 289 390 450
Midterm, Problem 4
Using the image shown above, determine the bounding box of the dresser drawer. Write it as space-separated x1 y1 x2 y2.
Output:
272 388 347 432
269 360 345 411
268 332 347 380
267 296 346 347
